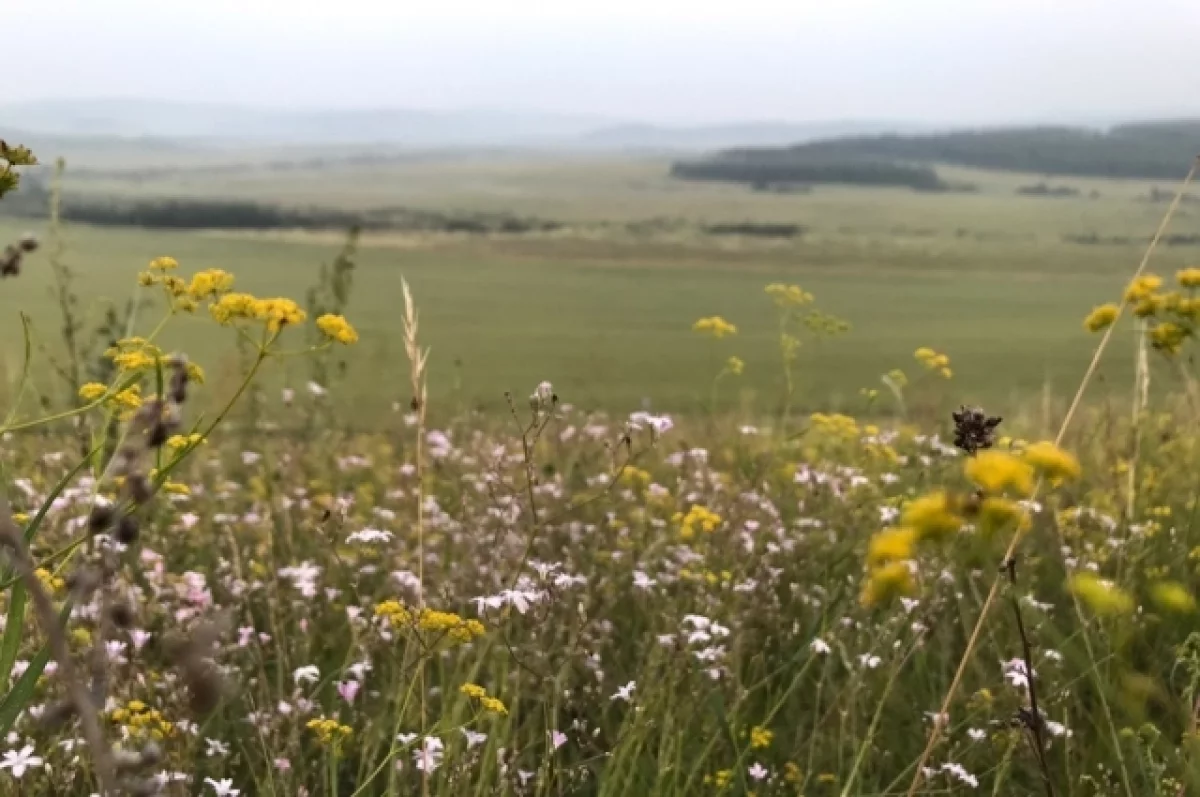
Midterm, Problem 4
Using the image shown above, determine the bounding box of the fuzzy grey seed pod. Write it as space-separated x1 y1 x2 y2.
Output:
87 505 115 534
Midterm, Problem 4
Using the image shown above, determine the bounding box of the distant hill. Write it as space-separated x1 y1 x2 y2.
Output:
0 98 928 153
677 122 1200 185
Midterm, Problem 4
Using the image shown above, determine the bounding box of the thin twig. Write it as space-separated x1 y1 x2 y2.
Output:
1005 558 1055 797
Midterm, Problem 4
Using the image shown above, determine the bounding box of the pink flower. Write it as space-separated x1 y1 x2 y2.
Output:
274 758 291 771
550 730 567 750
337 681 360 703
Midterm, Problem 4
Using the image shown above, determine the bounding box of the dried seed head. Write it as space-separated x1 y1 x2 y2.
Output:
87 505 115 534
108 601 135 629
952 405 1002 455
115 515 140 545
123 474 152 505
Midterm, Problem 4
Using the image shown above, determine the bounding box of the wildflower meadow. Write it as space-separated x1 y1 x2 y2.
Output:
6 140 1200 797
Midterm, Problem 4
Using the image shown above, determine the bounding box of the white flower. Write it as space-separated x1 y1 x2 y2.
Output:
1044 720 1072 737
292 665 320 685
858 654 881 669
632 571 657 590
532 381 554 407
940 762 978 788
346 529 394 545
611 681 636 702
306 381 326 397
748 762 769 781
396 733 418 745
204 738 230 758
0 745 43 778
810 638 832 655
204 777 240 796
414 737 443 772
461 729 488 749
281 388 295 404
968 727 987 741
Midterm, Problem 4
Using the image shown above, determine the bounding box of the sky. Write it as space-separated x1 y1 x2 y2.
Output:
9 0 1200 125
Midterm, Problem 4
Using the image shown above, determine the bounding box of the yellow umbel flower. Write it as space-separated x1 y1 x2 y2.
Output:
149 256 179 271
860 561 915 607
1178 268 1200 288
750 725 774 749
692 316 738 338
765 283 814 307
1022 441 1081 484
1083 303 1120 332
964 451 1035 497
866 527 917 566
901 491 963 540
316 314 359 345
254 298 307 331
1150 581 1196 613
1124 274 1163 303
186 269 235 300
1069 573 1134 616
459 683 487 699
374 600 412 628
307 717 352 747
78 382 107 402
725 355 744 375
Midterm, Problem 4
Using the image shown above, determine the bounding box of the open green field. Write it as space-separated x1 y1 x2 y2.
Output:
4 154 1198 419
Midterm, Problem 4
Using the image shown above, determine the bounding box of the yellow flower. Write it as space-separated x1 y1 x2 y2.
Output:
162 481 190 496
866 527 917 566
111 386 143 411
374 599 412 628
764 283 813 307
149 256 179 271
860 561 915 607
750 726 773 749
1069 572 1134 616
307 717 352 746
210 292 260 324
693 316 738 339
166 433 204 451
1149 321 1188 355
1083 303 1120 332
186 268 235 300
1150 581 1196 613
254 297 307 331
1124 274 1163 303
460 683 487 699
480 696 508 715
316 313 359 345
977 497 1030 537
901 491 963 540
1022 441 1081 484
725 356 744 375
675 505 722 540
1179 268 1200 288
964 451 1035 497
416 608 485 642
112 350 157 373
78 382 107 402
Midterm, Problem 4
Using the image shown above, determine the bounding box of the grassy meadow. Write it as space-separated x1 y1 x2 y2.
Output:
2 148 1200 796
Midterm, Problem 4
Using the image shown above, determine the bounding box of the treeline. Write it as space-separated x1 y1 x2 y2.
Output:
671 158 952 191
0 180 562 234
691 122 1200 181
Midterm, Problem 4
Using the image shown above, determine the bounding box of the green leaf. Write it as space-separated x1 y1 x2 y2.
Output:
0 600 71 737
0 583 25 687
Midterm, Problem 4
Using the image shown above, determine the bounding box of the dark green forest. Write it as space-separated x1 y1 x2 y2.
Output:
673 120 1200 188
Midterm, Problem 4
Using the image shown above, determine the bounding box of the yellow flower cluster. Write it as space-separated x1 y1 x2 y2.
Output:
693 316 738 338
725 355 744 376
307 717 352 747
704 770 734 789
765 283 814 307
186 268 235 300
810 412 859 438
1108 271 1200 355
373 599 413 628
459 683 508 715
674 505 722 540
416 608 486 643
964 451 1035 496
1150 581 1196 613
914 347 952 379
1083 303 1120 332
34 567 64 594
618 467 653 489
110 700 174 740
1069 572 1134 616
750 725 773 749
166 433 205 451
211 293 307 332
1022 440 1081 484
316 313 359 345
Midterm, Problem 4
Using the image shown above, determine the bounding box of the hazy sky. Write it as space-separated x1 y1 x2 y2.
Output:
11 0 1200 124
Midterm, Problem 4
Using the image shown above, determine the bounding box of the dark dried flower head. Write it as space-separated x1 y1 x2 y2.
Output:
115 515 139 545
952 404 1002 455
87 505 115 534
123 474 152 505
108 601 135 629
17 233 38 252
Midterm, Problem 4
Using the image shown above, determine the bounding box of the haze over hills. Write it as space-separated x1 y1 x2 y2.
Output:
0 98 933 153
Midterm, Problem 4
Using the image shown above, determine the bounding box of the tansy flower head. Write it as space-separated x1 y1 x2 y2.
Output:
316 314 359 345
149 256 179 271
693 316 737 338
1083 303 1120 333
866 527 917 566
1069 573 1134 616
860 561 915 608
964 450 1035 497
1124 274 1163 303
187 269 235 300
1022 441 1081 484
78 382 107 402
1178 267 1200 289
901 491 963 540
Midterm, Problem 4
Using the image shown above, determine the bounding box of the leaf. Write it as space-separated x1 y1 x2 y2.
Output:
0 583 25 687
0 601 71 738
